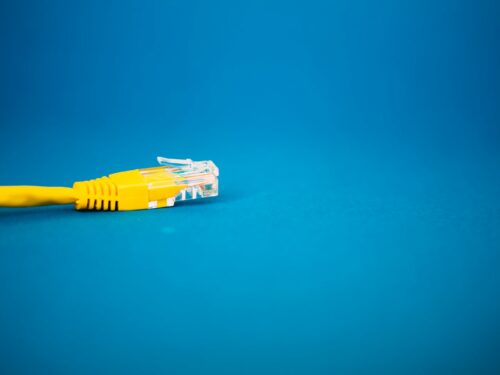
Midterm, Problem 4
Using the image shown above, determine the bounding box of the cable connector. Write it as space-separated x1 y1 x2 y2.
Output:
0 156 219 211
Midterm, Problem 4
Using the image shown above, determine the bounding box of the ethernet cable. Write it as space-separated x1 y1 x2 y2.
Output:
0 157 219 211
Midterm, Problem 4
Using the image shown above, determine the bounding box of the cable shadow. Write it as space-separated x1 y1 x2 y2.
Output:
174 189 246 207
0 205 77 225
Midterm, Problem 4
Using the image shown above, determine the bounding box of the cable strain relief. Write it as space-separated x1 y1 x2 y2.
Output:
73 177 119 211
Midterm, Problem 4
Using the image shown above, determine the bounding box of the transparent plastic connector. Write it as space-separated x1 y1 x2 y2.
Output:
136 156 219 209
157 156 219 204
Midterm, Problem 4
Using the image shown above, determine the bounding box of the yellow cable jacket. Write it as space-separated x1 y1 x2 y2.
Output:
0 186 76 207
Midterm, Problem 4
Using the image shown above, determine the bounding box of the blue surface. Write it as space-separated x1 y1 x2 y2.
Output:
1 1 499 374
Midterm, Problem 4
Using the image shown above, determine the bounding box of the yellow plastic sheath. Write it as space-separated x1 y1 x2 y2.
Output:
72 169 187 211
0 186 76 207
0 168 187 211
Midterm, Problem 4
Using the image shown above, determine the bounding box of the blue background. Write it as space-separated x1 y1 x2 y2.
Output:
1 1 499 374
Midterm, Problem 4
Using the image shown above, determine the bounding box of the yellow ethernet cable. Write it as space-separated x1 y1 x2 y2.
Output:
0 157 219 211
